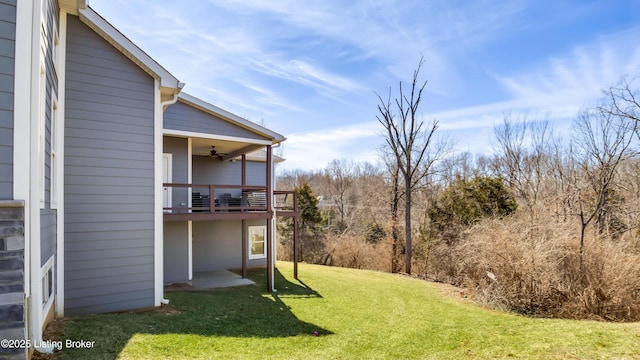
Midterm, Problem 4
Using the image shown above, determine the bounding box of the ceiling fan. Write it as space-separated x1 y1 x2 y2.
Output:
206 146 228 160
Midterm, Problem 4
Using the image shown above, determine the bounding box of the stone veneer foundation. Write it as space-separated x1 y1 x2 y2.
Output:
0 201 26 359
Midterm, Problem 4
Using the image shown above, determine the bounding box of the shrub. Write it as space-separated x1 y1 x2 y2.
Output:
453 213 640 321
278 182 326 263
324 234 390 271
365 223 386 244
428 176 517 245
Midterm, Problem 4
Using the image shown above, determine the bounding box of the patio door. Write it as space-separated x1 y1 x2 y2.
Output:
163 153 172 213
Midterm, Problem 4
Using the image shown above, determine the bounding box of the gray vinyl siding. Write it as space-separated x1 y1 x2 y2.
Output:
193 157 267 185
240 161 268 186
192 219 268 272
193 156 267 199
64 15 155 315
163 222 188 283
190 155 269 272
163 136 188 208
41 0 59 266
0 0 15 200
164 100 268 141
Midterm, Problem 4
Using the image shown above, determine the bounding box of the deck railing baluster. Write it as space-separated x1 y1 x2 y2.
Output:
163 183 297 220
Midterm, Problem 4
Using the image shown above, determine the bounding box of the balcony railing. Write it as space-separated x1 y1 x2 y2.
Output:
163 183 268 214
162 184 297 218
274 190 298 217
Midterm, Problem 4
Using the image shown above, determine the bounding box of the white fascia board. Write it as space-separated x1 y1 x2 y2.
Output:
163 128 273 146
58 0 86 15
177 93 286 143
28 0 44 345
78 7 182 92
55 10 68 318
13 0 34 306
13 0 33 203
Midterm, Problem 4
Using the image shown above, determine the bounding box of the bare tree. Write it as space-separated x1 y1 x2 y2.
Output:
570 106 638 262
380 149 404 272
376 57 440 274
438 151 475 183
357 162 388 226
493 112 554 213
322 159 358 233
548 135 575 221
601 75 640 123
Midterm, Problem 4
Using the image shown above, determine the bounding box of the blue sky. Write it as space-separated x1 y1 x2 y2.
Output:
89 0 640 171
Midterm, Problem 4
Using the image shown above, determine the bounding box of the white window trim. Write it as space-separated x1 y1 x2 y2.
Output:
50 97 59 209
38 61 46 209
52 14 59 71
41 256 54 314
248 225 267 260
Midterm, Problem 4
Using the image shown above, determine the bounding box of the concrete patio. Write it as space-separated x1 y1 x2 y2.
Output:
191 270 255 289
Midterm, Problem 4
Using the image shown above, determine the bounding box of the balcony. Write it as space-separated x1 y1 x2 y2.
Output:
163 183 297 221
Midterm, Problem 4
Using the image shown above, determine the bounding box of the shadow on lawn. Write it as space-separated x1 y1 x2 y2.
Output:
55 268 331 359
274 269 322 299
158 267 331 338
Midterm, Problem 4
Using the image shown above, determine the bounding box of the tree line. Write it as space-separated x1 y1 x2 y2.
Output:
276 68 640 321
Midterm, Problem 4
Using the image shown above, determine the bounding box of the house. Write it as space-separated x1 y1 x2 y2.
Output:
161 93 288 285
0 1 294 358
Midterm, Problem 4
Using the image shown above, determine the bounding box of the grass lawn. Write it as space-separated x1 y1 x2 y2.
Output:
48 262 639 359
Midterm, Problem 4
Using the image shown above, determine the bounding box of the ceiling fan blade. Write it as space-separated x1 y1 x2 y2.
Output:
206 146 228 160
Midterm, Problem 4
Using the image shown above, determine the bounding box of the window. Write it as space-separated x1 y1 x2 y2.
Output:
248 226 267 259
42 259 54 307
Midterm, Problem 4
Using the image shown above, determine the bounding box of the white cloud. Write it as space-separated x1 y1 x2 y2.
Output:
88 0 640 172
495 26 640 112
247 58 368 98
280 23 640 171
280 123 381 170
232 80 303 113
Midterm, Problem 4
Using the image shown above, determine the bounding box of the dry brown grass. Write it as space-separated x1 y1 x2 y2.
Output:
278 203 640 321
325 235 391 271
278 231 391 271
444 213 640 321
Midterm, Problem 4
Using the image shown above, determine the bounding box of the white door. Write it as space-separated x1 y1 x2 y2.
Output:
163 153 172 213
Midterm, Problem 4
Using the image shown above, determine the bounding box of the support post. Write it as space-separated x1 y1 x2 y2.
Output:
241 219 247 278
209 185 214 213
293 192 299 279
241 154 247 278
266 145 274 292
241 154 246 186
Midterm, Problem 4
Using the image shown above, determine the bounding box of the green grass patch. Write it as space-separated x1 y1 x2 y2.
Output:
54 262 639 359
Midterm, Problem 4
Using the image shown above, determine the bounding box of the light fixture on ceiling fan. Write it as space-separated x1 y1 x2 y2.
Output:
207 146 228 160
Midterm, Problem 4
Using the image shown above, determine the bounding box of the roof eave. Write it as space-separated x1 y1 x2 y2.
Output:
78 6 182 98
59 0 87 15
177 93 286 144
